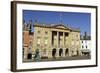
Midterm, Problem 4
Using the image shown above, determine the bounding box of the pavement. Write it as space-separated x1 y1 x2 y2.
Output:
23 55 91 63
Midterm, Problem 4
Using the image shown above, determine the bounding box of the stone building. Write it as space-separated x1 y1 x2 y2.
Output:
32 22 81 59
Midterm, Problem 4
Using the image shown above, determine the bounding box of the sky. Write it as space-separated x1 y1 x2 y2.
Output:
23 10 91 35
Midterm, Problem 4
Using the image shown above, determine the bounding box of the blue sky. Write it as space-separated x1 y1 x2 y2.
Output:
23 10 91 35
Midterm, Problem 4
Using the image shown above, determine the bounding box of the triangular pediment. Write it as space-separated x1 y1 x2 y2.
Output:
56 25 67 29
52 24 71 30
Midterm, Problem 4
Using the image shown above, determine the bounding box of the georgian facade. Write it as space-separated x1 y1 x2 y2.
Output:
32 23 81 59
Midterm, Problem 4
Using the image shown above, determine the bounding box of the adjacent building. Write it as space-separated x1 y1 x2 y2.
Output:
23 21 34 60
80 32 91 56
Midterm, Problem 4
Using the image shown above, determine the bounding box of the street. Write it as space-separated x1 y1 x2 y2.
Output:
23 55 91 62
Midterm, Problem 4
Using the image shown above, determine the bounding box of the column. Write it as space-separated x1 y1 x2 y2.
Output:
51 31 53 46
63 32 65 57
56 31 59 57
63 32 65 47
55 31 59 47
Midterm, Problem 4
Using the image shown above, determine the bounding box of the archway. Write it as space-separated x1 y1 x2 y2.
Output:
77 50 79 56
52 48 56 58
59 48 63 57
65 48 69 56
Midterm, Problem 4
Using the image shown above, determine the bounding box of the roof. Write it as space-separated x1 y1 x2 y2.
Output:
33 23 80 32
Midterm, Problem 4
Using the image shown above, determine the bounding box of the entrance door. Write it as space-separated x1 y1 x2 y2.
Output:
52 48 56 58
77 50 79 56
59 48 63 57
65 48 69 56
27 53 32 59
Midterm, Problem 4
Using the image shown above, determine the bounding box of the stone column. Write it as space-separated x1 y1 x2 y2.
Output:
63 32 65 57
57 31 59 47
56 31 59 58
63 32 65 47
51 31 52 46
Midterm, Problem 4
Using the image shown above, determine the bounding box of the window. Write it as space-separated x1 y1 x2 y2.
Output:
76 39 79 41
37 37 40 44
44 39 48 45
44 37 48 45
37 44 40 46
82 45 84 48
76 42 79 45
82 41 83 43
66 33 69 36
23 48 24 58
43 49 46 56
45 31 48 34
86 45 87 48
38 30 40 33
30 41 32 45
72 41 74 45
76 34 78 37
29 48 31 50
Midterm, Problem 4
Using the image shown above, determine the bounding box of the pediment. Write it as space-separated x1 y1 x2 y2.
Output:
56 25 67 29
52 25 70 30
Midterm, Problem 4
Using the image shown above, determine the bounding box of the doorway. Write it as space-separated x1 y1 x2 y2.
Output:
65 48 69 56
59 48 63 57
27 53 32 59
52 48 56 58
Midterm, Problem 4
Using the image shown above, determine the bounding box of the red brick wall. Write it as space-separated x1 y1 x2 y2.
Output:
23 31 30 46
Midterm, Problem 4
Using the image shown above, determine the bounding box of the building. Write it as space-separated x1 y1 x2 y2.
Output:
23 21 34 60
32 22 81 59
80 32 91 56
